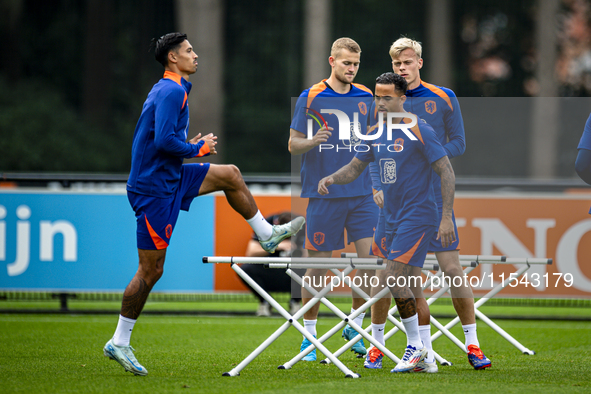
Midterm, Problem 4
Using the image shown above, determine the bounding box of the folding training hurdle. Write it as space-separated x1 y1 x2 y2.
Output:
203 254 551 377
203 256 436 377
340 253 552 356
315 254 472 367
427 255 551 355
277 259 456 368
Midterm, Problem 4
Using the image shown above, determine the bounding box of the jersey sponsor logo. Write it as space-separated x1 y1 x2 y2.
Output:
393 138 404 152
314 232 325 245
165 224 173 239
380 158 397 184
425 100 437 114
358 101 368 115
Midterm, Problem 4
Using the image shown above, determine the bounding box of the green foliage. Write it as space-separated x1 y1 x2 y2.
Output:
0 0 584 177
223 0 303 173
0 0 175 173
0 77 127 172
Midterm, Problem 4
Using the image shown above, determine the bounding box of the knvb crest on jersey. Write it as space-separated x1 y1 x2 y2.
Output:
314 232 325 245
380 158 397 184
358 101 367 115
425 100 437 114
343 121 362 146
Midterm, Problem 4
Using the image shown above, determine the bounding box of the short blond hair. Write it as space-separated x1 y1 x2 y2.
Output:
389 37 422 60
331 37 361 59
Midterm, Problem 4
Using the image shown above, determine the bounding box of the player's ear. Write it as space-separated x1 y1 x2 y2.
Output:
417 57 423 70
168 50 177 65
400 95 407 105
328 55 335 67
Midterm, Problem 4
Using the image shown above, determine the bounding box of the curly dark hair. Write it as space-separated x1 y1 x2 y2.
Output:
375 72 407 95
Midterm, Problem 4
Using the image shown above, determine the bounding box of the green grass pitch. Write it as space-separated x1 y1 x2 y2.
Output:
1 313 590 393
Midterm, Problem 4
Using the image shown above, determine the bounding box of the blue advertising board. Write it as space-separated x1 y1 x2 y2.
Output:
0 190 214 292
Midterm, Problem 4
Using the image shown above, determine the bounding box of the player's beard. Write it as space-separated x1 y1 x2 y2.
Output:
335 72 355 85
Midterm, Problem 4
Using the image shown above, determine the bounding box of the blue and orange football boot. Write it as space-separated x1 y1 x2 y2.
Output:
364 347 383 369
467 344 492 370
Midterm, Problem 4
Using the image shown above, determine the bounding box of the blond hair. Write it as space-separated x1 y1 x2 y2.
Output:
331 37 361 59
389 37 422 60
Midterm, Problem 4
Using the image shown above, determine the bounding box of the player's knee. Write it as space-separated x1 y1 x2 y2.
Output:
410 285 424 298
138 256 165 285
389 286 407 299
443 265 463 281
143 266 164 286
224 164 244 189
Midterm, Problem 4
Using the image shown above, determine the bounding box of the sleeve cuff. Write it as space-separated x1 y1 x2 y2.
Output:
194 140 211 157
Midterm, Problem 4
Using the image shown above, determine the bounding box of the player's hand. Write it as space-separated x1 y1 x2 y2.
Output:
311 125 333 146
318 176 334 195
373 190 384 209
436 216 456 248
190 133 218 155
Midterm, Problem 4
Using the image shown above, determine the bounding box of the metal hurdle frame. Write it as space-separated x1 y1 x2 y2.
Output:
203 254 551 377
316 257 476 366
277 261 459 368
426 256 552 355
203 256 391 378
340 253 552 356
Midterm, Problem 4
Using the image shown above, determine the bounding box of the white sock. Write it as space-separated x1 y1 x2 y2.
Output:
113 315 136 347
372 323 386 346
303 319 317 337
401 314 423 349
246 210 273 240
419 324 435 363
462 323 479 349
351 308 365 331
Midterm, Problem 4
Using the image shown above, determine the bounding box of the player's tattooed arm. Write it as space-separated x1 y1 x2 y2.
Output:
432 156 456 248
431 156 455 218
332 157 368 184
318 158 368 195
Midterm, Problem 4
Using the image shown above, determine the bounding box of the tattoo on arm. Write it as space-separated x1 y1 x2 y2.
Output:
332 158 369 185
431 156 455 218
